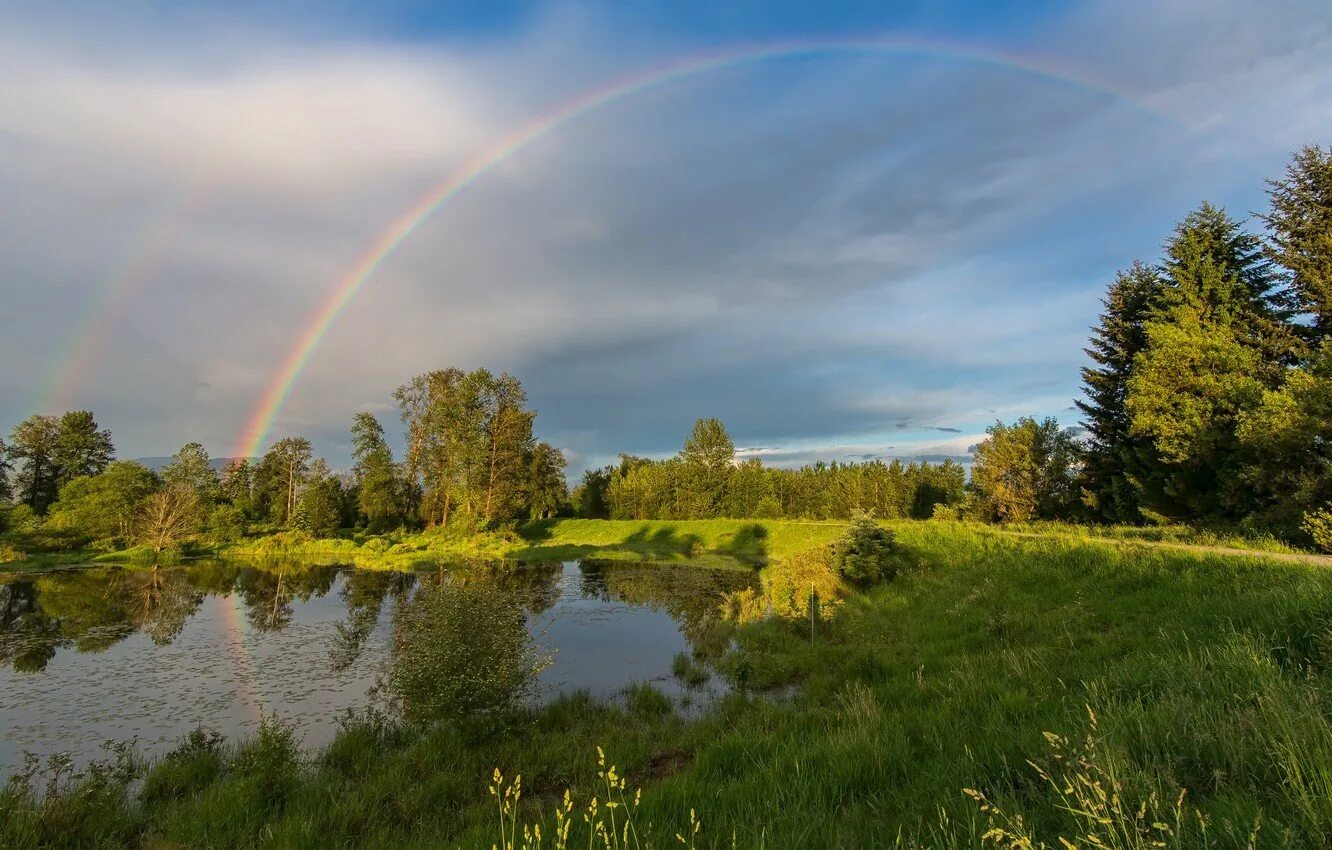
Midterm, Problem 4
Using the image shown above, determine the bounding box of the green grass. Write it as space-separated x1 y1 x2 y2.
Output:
9 522 1332 847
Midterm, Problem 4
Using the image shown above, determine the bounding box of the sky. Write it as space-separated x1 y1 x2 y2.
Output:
2 0 1330 476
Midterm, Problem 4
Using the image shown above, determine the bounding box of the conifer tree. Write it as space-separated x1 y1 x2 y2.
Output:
1126 204 1288 520
1263 144 1332 343
1076 262 1163 522
52 410 114 486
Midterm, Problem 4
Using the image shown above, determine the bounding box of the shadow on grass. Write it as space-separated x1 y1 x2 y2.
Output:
510 521 768 568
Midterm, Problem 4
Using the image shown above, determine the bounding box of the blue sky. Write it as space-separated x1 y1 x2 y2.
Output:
1 0 1329 474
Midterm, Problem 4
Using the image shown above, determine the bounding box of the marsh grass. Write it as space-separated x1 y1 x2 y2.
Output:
8 524 1332 847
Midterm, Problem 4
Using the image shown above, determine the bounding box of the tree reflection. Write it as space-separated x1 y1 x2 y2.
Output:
581 560 758 654
0 580 63 672
114 566 204 645
330 569 415 672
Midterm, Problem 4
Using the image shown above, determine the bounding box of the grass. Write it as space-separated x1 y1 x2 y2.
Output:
8 522 1332 846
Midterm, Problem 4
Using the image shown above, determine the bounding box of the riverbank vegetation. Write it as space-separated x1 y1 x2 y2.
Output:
8 526 1332 847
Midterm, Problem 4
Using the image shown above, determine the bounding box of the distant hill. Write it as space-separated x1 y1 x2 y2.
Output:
133 457 251 473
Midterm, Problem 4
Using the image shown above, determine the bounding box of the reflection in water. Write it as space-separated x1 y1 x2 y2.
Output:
0 559 756 773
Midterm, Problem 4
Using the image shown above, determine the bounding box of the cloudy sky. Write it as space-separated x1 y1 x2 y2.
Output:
2 0 1329 474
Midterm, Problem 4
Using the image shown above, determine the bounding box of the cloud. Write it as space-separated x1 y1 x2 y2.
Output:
1 0 1328 474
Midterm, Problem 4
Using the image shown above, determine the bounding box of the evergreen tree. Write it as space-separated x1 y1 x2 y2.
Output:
1127 204 1289 521
219 459 256 519
1263 144 1332 343
52 410 115 485
7 414 61 513
1076 262 1164 522
293 459 341 536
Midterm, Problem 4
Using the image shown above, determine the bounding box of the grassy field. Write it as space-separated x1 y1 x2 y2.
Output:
7 521 1332 847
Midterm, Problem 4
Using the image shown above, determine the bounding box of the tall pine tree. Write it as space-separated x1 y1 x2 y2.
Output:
1263 143 1332 344
1126 203 1289 521
1076 261 1163 522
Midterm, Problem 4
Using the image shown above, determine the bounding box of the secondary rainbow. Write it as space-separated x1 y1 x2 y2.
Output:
233 35 1176 460
42 176 214 415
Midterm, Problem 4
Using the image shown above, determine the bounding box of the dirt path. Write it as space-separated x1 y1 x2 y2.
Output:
995 530 1332 567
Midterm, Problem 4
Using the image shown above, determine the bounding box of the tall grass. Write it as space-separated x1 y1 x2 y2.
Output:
7 523 1332 847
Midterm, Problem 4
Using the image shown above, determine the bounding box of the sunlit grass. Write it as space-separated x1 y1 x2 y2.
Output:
7 524 1332 847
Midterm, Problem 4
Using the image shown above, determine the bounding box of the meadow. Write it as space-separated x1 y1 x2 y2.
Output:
5 519 1332 848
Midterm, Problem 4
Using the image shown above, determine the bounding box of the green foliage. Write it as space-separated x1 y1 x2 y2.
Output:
6 414 61 514
386 579 548 727
970 417 1079 523
45 461 158 542
1263 143 1332 342
256 437 313 526
1302 508 1332 553
830 514 897 584
160 443 219 505
292 461 342 536
394 368 565 527
350 412 405 531
1077 261 1163 523
206 503 248 542
51 411 115 487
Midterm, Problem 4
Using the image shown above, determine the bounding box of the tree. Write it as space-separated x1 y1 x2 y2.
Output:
135 486 202 553
351 412 403 531
1075 262 1163 522
0 436 11 503
526 442 567 519
1236 342 1332 535
220 459 256 519
679 418 735 517
1126 204 1288 521
1263 144 1332 343
258 437 313 525
293 460 342 536
573 466 613 519
53 410 115 485
970 417 1079 523
7 414 61 513
161 442 219 505
46 461 158 540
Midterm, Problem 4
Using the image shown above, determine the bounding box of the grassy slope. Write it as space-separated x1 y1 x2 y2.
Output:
8 522 1332 847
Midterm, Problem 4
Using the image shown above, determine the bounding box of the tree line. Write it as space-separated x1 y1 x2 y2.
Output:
573 417 966 521
0 368 568 552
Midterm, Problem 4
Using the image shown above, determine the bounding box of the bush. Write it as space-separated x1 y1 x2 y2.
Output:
1303 508 1332 553
386 581 550 728
830 514 897 584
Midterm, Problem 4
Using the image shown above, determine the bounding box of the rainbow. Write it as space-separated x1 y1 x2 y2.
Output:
233 35 1176 459
42 178 212 415
217 593 267 725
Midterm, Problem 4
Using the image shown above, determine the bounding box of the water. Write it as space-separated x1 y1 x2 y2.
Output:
0 559 754 775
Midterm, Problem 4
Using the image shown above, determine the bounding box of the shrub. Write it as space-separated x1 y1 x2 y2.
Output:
830 514 897 584
1303 508 1332 553
386 580 550 727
